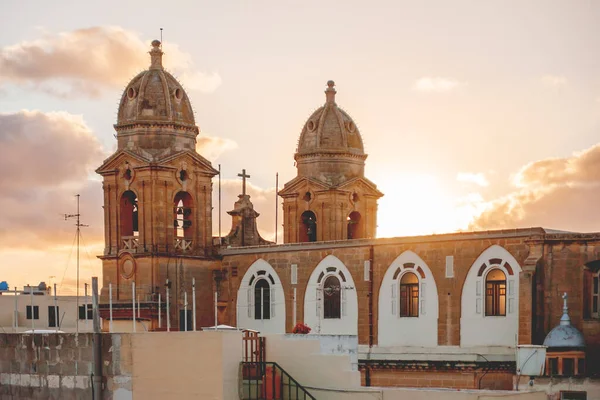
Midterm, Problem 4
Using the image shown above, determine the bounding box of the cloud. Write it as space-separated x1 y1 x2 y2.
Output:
0 26 221 98
541 75 568 87
196 135 238 162
457 172 489 187
0 110 105 249
469 143 600 232
413 77 462 93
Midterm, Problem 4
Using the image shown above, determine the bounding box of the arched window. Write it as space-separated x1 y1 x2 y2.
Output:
400 272 419 317
485 269 506 316
347 211 362 239
300 211 317 242
174 191 193 238
120 190 138 237
254 279 271 320
323 275 341 319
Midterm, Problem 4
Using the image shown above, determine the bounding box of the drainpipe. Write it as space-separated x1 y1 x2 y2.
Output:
366 245 375 386
92 277 103 400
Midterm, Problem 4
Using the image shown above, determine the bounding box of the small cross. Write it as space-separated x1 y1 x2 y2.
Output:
237 169 251 196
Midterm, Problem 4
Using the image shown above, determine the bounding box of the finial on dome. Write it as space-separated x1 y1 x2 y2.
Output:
560 292 571 326
325 80 336 104
149 40 163 70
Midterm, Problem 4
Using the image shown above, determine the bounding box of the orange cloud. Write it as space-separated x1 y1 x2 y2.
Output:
470 143 600 233
196 135 238 162
0 26 221 97
0 110 104 249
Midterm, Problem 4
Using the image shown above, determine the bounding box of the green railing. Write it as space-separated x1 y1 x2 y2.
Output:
240 362 316 400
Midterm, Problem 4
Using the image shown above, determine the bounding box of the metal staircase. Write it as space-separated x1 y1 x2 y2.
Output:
240 361 316 400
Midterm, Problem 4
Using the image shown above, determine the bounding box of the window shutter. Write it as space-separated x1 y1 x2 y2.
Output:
420 281 426 315
316 287 321 318
583 269 592 319
34 306 39 320
26 306 32 320
247 286 253 318
475 279 482 314
291 264 298 285
271 287 276 318
391 282 397 316
341 287 347 317
508 278 516 314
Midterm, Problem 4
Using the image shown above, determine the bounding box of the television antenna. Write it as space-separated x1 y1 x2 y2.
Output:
64 194 88 335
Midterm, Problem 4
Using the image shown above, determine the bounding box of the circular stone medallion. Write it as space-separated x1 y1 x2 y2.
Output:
121 258 135 279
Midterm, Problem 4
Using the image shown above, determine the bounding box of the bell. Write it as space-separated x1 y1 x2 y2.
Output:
177 207 184 215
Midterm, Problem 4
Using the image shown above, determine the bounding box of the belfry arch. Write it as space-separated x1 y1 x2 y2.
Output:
347 211 362 239
120 190 138 238
174 191 194 238
300 210 317 242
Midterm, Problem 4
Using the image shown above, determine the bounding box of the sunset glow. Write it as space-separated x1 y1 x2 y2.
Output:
1 0 599 294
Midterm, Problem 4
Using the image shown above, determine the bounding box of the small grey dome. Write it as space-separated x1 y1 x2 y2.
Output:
543 292 585 349
543 324 585 349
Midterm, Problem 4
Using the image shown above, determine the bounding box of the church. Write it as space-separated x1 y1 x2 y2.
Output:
97 40 600 390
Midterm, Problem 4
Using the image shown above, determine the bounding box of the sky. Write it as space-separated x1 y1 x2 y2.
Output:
0 0 599 294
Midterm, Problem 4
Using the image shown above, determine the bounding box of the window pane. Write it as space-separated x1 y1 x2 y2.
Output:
48 306 59 327
401 272 418 284
594 276 599 295
323 276 341 319
563 358 574 376
486 272 506 316
254 279 270 320
593 296 598 314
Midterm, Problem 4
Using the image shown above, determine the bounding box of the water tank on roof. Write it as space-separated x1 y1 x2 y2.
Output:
38 282 47 291
0 281 8 291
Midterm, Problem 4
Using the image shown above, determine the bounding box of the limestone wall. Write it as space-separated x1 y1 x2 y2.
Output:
0 330 242 400
0 332 128 400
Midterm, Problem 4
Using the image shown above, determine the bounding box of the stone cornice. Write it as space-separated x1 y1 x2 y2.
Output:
358 359 515 372
219 228 546 255
114 122 199 134
294 151 367 161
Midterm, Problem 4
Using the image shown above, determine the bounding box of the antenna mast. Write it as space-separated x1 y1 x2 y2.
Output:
65 194 88 335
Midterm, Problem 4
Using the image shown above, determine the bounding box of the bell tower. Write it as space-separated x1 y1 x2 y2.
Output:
96 40 218 328
279 81 383 243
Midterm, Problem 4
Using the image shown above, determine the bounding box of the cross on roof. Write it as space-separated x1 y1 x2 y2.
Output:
237 169 250 196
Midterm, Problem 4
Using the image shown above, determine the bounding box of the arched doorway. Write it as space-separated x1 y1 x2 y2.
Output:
300 211 317 242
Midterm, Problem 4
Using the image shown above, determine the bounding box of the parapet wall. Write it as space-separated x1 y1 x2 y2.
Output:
0 330 242 400
0 332 129 399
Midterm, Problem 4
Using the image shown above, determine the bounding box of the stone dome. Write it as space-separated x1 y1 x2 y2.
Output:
116 40 196 128
296 81 364 156
543 293 585 349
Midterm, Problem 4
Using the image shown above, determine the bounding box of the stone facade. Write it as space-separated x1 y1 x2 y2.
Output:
95 41 600 392
278 80 383 243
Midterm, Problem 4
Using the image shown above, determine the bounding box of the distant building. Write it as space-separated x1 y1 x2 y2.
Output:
96 40 600 390
0 283 95 333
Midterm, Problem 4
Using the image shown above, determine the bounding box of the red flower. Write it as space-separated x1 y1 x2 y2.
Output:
292 322 311 334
